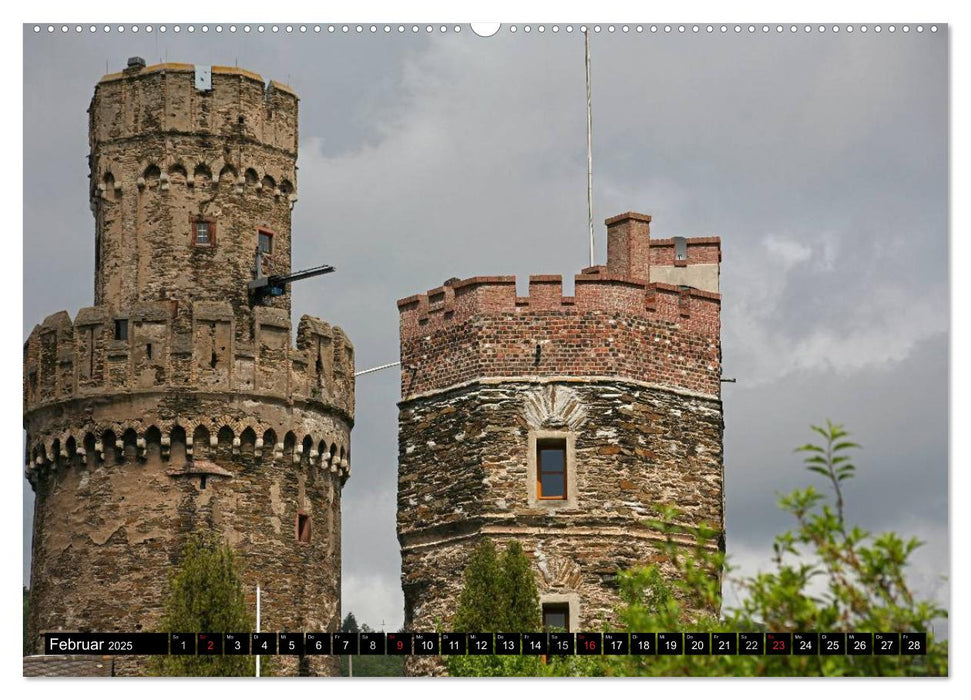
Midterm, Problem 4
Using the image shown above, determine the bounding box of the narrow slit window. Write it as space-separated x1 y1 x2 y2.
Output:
537 438 567 500
542 603 570 632
88 329 96 376
114 319 128 341
297 513 312 543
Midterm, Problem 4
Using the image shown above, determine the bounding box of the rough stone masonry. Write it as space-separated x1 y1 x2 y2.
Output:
397 212 724 676
23 60 354 677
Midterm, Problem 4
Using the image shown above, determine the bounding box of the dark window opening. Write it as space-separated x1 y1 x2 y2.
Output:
258 230 273 255
542 603 570 632
537 438 567 500
114 319 128 341
210 351 218 369
199 475 207 490
315 354 323 374
146 343 153 359
297 513 312 543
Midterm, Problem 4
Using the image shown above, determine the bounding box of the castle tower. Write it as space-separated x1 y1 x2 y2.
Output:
397 213 723 675
24 60 354 676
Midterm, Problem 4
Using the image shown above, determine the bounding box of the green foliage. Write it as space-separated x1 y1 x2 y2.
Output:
543 422 945 677
447 539 544 676
150 533 258 677
452 539 542 634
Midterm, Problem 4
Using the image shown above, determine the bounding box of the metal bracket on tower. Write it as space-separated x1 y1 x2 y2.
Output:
248 247 335 306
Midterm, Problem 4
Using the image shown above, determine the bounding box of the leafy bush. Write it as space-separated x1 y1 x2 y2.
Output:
541 421 947 677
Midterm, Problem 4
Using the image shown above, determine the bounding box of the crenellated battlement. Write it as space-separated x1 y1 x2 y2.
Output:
90 62 298 156
398 273 720 332
397 212 722 399
23 301 354 419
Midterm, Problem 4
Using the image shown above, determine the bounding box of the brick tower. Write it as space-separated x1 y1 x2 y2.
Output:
397 213 723 675
23 60 354 676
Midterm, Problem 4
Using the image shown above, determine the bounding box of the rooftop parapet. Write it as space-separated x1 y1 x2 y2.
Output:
398 272 720 337
23 302 353 420
397 213 722 399
90 61 298 155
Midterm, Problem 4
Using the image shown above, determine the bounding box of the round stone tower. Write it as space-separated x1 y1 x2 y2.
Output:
24 59 354 676
396 212 723 675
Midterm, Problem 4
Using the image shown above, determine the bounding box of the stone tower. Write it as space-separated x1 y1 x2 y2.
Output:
24 60 354 676
397 212 723 675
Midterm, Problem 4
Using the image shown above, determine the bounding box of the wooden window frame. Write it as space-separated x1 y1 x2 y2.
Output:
190 215 216 248
257 227 275 256
527 430 577 509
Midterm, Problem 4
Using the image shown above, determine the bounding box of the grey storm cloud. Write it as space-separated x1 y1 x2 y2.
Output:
23 25 948 632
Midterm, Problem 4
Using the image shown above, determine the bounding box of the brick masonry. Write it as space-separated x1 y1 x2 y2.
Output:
397 213 723 676
24 61 353 677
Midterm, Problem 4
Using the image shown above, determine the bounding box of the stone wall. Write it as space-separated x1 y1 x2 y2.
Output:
398 378 723 675
23 305 354 421
25 390 350 677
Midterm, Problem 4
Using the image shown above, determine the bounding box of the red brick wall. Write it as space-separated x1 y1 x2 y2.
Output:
399 274 721 398
650 236 722 267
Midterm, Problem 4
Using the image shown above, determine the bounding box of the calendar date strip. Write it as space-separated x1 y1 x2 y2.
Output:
44 631 928 656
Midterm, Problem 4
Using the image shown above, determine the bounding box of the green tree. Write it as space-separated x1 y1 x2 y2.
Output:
447 539 544 677
541 421 947 677
150 533 258 677
341 612 360 633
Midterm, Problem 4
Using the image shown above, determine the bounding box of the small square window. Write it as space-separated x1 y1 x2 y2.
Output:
193 220 212 246
542 603 570 632
537 438 567 500
297 513 312 543
114 319 128 341
258 230 273 255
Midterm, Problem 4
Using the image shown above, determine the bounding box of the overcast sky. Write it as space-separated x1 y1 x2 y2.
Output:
22 24 948 634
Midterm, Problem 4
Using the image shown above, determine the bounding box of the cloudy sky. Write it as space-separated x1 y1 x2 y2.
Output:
22 23 948 634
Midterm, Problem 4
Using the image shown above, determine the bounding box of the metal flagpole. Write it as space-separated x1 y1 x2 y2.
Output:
585 28 594 268
256 584 261 677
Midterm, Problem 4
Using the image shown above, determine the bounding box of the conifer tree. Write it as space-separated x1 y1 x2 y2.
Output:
151 533 256 677
499 541 542 632
447 538 544 676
